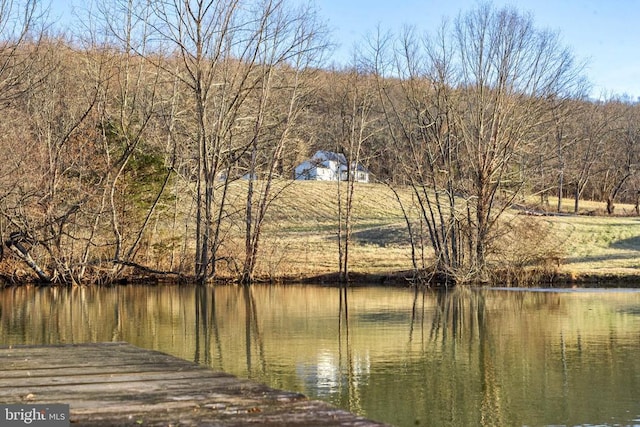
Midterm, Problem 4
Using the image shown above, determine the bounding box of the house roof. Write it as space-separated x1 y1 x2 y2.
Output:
313 150 347 165
352 162 368 172
299 150 369 174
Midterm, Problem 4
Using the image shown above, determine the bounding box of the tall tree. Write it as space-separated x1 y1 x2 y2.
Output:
91 0 170 278
240 1 326 284
333 69 377 284
373 4 585 283
0 1 91 283
596 100 640 214
0 0 42 106
568 101 610 213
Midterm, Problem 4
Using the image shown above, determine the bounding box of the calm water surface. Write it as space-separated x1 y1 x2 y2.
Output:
1 284 640 426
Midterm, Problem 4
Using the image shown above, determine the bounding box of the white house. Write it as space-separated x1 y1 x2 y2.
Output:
294 150 369 183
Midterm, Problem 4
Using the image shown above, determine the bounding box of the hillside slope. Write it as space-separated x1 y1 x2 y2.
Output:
251 180 416 280
248 181 640 283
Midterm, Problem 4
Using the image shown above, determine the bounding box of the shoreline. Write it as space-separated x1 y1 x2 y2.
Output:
3 269 640 288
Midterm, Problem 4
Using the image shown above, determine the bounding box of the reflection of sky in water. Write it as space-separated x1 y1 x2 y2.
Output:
297 350 370 397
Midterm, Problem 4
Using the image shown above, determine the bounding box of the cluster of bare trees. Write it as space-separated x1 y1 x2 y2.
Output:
0 0 328 284
1 0 639 285
350 6 640 284
359 5 587 283
537 98 640 215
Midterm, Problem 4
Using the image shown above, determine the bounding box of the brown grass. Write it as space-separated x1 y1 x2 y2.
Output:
253 184 640 284
254 180 416 280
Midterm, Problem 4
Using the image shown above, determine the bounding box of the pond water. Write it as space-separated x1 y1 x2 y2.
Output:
1 284 640 427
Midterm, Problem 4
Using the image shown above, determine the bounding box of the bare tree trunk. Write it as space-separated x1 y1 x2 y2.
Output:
387 183 419 273
238 3 327 285
337 167 345 281
557 168 564 213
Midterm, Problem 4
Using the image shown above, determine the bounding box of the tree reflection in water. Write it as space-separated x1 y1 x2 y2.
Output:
3 285 640 426
193 285 267 376
408 288 513 425
337 285 365 415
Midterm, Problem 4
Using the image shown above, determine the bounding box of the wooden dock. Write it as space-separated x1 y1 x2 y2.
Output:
0 342 389 426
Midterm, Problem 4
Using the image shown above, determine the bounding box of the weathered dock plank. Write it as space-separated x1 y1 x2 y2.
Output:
0 342 390 426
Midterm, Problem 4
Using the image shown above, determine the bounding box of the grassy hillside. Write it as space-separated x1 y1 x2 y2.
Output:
519 197 640 279
247 180 416 279
544 214 640 278
233 180 640 283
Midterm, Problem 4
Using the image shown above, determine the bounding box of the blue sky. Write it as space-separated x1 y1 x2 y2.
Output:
48 0 640 99
303 0 640 100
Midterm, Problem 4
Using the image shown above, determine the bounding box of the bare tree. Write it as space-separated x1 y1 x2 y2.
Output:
568 101 611 213
0 0 43 106
331 69 378 284
149 0 255 282
596 100 640 214
373 4 585 283
239 1 326 284
23 42 103 283
0 2 104 283
548 99 583 212
88 0 174 279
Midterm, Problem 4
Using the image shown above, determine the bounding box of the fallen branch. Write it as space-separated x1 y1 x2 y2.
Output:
111 259 187 280
5 232 51 283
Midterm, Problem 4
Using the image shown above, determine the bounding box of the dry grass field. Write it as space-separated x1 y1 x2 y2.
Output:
522 197 640 279
544 214 640 277
249 180 416 280
232 181 640 284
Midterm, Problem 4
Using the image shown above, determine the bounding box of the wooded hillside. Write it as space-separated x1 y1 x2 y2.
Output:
1 0 639 285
